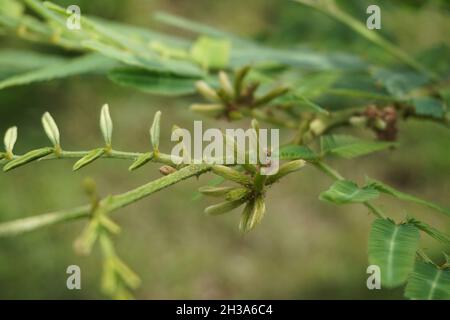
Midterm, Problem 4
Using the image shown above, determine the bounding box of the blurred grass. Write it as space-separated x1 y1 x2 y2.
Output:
0 0 449 299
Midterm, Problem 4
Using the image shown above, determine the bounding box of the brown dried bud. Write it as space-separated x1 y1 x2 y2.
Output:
159 165 177 176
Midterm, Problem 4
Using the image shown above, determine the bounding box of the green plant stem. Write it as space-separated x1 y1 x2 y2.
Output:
313 160 387 219
0 205 90 237
0 164 211 237
8 149 182 167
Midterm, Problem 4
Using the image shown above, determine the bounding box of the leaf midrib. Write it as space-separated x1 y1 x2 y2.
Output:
427 269 442 300
386 226 399 283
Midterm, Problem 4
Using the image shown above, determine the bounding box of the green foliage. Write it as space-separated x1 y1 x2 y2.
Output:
0 53 116 90
0 0 449 300
411 97 447 119
367 178 450 218
319 180 379 204
320 135 396 159
108 68 200 96
368 219 420 288
190 36 231 70
3 147 54 172
404 261 450 300
278 145 319 161
73 148 106 171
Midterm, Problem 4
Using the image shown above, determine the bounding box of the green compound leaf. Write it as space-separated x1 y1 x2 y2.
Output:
405 261 450 300
190 36 231 70
367 178 450 218
321 135 396 159
278 145 319 161
368 219 420 288
372 69 430 99
319 180 379 204
73 148 106 171
108 68 200 96
0 50 66 73
408 218 450 245
410 97 446 119
3 147 53 172
0 53 116 90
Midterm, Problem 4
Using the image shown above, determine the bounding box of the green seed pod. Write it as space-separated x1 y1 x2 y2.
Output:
219 71 234 97
225 187 251 201
128 152 154 171
253 86 289 107
73 148 105 171
228 111 244 120
239 196 265 233
3 147 53 172
4 126 17 155
234 65 251 97
205 198 247 215
266 159 306 185
41 112 60 147
199 186 236 197
239 200 254 233
150 111 161 152
190 103 225 116
195 80 219 101
212 165 253 186
100 104 113 146
249 196 266 230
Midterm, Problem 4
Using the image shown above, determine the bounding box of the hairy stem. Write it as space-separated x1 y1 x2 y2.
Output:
0 164 211 237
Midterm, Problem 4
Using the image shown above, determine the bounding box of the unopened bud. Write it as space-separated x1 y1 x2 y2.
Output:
374 118 387 130
309 119 326 136
195 81 219 101
218 71 234 97
349 116 368 127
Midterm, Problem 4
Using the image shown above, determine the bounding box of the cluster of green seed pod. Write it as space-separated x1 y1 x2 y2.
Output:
200 159 306 233
191 66 290 120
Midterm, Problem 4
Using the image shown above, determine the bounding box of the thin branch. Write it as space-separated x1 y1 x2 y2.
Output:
0 164 211 237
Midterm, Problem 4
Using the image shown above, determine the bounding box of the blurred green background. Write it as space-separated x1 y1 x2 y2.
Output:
0 0 449 299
